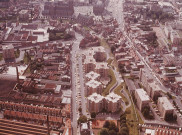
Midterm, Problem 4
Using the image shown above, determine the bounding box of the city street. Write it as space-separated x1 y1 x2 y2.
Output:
71 32 85 135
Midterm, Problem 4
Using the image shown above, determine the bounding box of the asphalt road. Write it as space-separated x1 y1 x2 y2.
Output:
71 32 84 135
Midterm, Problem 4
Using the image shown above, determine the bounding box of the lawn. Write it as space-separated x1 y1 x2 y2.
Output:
124 86 144 135
83 26 91 31
23 53 30 64
102 69 116 96
14 50 20 58
107 58 113 65
114 83 129 105
100 38 110 50
125 105 140 135
23 66 31 75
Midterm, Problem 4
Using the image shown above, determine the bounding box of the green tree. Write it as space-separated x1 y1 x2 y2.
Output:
100 128 109 135
120 127 129 135
108 130 117 135
78 107 82 113
109 121 117 132
117 132 122 135
103 121 110 129
78 115 87 124
91 112 96 119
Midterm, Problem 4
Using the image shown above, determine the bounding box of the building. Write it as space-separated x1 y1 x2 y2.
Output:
162 66 179 82
143 127 182 135
87 93 104 113
19 10 29 20
43 1 74 18
84 57 96 73
93 1 105 15
85 71 100 81
147 81 161 100
139 69 153 88
0 0 10 8
0 118 48 135
157 97 175 118
85 79 102 96
2 44 15 62
175 76 182 94
95 63 109 78
80 123 91 135
158 2 174 13
87 93 121 113
135 89 150 111
104 92 122 113
170 30 182 45
77 14 94 26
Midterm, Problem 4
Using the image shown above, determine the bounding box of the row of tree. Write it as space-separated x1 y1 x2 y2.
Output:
100 113 129 135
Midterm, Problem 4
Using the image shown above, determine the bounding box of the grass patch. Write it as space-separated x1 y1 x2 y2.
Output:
15 51 20 58
23 53 31 64
114 83 129 105
125 105 139 135
23 66 31 75
107 58 113 65
100 38 110 49
124 85 143 135
102 69 116 96
83 26 91 31
136 109 144 124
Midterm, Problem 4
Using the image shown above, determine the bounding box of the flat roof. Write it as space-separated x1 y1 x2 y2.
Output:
86 79 101 88
149 82 161 92
105 92 121 103
55 85 61 93
87 93 104 103
81 123 88 130
175 76 182 83
95 62 109 69
61 97 71 104
145 129 155 135
135 89 150 102
91 46 106 53
85 71 100 80
158 2 173 7
158 97 174 111
2 44 14 50
84 56 96 64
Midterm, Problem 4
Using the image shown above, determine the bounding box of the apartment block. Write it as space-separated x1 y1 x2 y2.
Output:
87 93 104 113
87 93 122 113
147 81 161 100
95 63 109 78
135 88 150 111
85 71 100 81
2 44 15 63
85 79 102 96
157 97 174 118
104 92 122 113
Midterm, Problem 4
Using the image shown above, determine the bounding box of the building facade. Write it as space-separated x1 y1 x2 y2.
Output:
2 44 15 63
157 97 174 118
85 79 102 96
43 1 74 18
135 88 150 111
